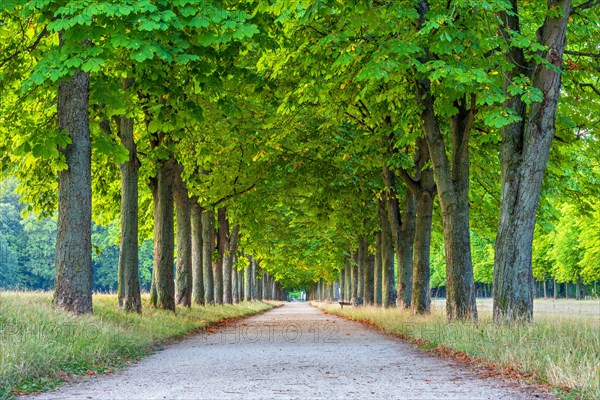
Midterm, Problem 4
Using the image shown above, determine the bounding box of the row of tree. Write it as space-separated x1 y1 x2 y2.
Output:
0 1 598 321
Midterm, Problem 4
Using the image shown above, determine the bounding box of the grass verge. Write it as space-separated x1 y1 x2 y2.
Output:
315 302 599 400
0 291 273 399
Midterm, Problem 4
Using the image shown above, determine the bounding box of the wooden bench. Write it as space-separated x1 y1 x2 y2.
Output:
339 301 352 309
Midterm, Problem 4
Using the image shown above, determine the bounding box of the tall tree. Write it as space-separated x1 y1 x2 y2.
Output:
54 66 93 314
493 0 574 322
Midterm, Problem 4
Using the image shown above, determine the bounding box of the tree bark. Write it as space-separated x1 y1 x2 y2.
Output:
350 251 359 304
149 157 176 311
399 193 416 308
364 253 375 305
174 164 192 307
213 210 223 305
340 264 346 302
232 254 238 303
493 0 571 322
54 69 93 314
344 257 351 301
201 210 214 305
412 187 433 314
416 86 477 319
244 256 252 301
383 162 405 307
379 199 396 307
191 202 204 305
218 208 234 304
357 238 367 303
251 257 257 300
399 137 436 314
374 231 382 305
116 115 141 313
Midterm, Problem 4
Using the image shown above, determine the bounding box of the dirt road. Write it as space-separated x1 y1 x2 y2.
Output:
29 302 550 399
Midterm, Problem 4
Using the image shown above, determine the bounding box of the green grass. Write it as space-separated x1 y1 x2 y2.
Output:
316 302 600 400
0 291 273 398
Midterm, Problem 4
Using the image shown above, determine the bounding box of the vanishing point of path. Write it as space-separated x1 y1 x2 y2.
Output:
29 302 551 400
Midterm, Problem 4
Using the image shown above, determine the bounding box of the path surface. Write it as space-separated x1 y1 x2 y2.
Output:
29 302 551 400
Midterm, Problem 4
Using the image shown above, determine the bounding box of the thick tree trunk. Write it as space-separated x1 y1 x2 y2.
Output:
416 84 477 319
232 255 238 303
344 258 351 301
149 158 176 311
218 208 232 304
117 115 141 313
191 202 204 305
340 264 346 302
493 0 571 322
383 163 404 307
399 138 435 314
543 279 548 299
357 238 367 303
364 253 375 305
399 193 416 308
379 200 396 307
251 258 257 300
412 188 433 314
576 276 582 300
201 211 214 305
174 165 192 307
212 212 223 305
54 69 93 314
244 257 252 301
374 231 382 305
237 260 244 302
350 251 359 304
553 279 557 299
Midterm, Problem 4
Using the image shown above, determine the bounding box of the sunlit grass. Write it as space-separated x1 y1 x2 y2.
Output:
0 291 272 398
316 301 600 399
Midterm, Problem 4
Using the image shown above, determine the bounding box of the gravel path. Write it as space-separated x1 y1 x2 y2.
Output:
29 302 551 400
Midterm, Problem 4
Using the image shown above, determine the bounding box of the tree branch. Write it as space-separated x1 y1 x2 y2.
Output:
210 183 257 209
571 0 600 14
0 25 48 69
397 167 421 194
565 50 600 58
581 83 600 96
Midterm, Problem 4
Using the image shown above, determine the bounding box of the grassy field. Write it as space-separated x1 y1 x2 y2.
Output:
317 299 600 400
0 291 273 398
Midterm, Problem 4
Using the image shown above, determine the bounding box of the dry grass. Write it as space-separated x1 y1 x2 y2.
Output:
317 300 600 399
0 291 272 398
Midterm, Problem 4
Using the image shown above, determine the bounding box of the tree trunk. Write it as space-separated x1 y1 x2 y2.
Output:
54 69 93 314
398 138 435 314
212 211 223 305
399 193 416 308
576 275 581 300
412 187 434 314
383 162 403 307
553 279 557 299
344 258 351 301
364 253 375 305
340 264 346 302
174 165 192 307
201 211 214 305
149 157 176 311
218 208 231 304
416 83 477 319
117 115 141 313
543 279 548 299
493 0 571 322
251 258 257 300
232 254 238 303
357 238 367 303
191 202 204 305
244 257 252 301
237 260 244 303
350 252 359 303
379 199 396 307
374 231 382 306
